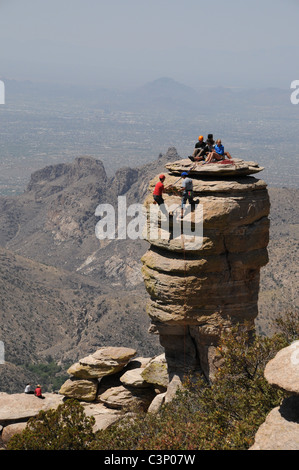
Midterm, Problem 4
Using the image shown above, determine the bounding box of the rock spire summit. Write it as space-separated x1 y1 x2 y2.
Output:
141 157 270 383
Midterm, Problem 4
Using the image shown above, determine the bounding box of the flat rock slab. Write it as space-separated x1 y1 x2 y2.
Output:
165 158 264 177
148 174 267 195
0 393 64 424
67 346 137 379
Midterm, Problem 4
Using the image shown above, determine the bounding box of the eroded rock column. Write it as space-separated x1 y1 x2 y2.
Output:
141 169 270 382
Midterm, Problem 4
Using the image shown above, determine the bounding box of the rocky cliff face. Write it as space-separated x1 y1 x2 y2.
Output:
142 159 270 381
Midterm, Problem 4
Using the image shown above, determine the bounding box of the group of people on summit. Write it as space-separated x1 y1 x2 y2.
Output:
189 133 232 163
152 133 232 218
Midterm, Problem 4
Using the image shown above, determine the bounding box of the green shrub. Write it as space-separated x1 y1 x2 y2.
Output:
7 399 95 450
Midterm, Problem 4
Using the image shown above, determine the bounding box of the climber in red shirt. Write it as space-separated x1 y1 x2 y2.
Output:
153 174 166 206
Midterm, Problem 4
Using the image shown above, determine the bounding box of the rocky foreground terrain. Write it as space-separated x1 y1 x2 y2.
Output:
0 148 298 392
1 342 298 450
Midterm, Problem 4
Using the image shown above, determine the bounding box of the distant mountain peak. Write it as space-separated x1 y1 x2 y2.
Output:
136 77 199 107
142 77 196 92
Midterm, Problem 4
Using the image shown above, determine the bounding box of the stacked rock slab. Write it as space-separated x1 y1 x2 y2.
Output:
59 347 169 412
141 158 270 382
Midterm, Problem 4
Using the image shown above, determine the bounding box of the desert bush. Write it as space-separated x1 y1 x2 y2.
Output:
7 399 95 450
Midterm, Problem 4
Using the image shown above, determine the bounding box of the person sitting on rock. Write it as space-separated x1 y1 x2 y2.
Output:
34 384 45 399
192 134 215 161
205 134 215 152
189 135 206 161
24 383 34 394
205 139 232 163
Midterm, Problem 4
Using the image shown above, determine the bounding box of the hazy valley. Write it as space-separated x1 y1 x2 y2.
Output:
0 78 299 195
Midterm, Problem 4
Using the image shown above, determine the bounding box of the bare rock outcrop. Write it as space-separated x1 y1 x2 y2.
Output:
59 347 168 413
0 392 64 425
250 341 299 450
141 158 270 382
0 392 64 446
0 348 169 446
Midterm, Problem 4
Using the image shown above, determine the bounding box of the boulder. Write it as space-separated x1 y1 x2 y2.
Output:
251 342 299 450
120 368 152 388
164 374 184 404
1 422 27 445
82 402 123 432
147 392 166 414
67 346 137 379
264 341 299 395
59 377 98 402
98 385 155 411
141 354 169 389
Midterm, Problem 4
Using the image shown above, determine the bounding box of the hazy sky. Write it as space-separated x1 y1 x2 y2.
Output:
0 0 298 89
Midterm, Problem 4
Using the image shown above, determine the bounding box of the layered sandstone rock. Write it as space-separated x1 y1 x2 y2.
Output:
59 347 168 412
141 159 270 381
67 346 137 380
